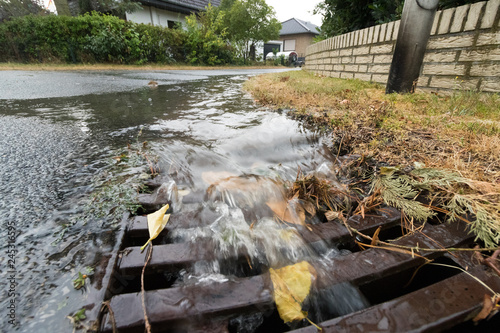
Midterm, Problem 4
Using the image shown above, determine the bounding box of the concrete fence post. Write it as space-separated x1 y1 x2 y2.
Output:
386 0 439 93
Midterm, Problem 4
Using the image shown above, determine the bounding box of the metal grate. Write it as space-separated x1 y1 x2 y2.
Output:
85 182 500 333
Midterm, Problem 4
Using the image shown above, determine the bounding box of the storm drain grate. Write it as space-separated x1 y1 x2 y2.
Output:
85 184 500 333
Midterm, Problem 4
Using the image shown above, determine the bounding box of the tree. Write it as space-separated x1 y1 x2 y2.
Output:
76 0 140 17
315 0 484 38
222 0 281 62
184 3 233 65
0 0 48 22
54 0 71 15
219 0 236 11
315 0 402 38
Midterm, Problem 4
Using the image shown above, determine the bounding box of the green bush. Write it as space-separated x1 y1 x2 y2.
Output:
184 4 234 66
0 12 187 64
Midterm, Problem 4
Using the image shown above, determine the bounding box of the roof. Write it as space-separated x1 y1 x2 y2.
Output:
280 18 320 36
139 0 221 14
165 0 221 11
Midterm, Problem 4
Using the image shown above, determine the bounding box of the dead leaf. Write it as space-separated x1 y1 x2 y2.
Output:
201 171 237 185
266 200 307 228
325 210 342 221
141 204 170 251
303 201 316 217
269 261 316 323
473 294 500 322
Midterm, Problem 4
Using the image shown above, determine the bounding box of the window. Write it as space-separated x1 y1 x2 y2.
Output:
167 20 178 29
283 39 296 51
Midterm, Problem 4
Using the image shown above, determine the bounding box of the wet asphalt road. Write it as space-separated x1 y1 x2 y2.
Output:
0 67 300 332
0 68 295 100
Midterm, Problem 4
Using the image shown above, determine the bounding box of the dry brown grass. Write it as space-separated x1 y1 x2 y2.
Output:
244 71 500 184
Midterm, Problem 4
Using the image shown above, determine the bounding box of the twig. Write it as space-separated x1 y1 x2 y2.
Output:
474 246 500 277
356 241 431 262
335 135 344 162
100 301 117 333
348 225 498 253
141 244 153 333
430 263 499 296
420 232 458 259
422 204 472 225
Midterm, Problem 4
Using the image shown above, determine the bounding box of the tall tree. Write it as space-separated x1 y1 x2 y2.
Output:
184 3 233 65
53 0 71 15
222 0 281 61
315 0 484 38
219 0 236 11
77 0 140 17
315 0 402 38
0 0 48 21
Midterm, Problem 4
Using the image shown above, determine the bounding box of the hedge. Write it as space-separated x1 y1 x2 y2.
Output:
0 12 187 64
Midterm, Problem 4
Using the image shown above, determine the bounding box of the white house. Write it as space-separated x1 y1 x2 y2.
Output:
125 0 221 28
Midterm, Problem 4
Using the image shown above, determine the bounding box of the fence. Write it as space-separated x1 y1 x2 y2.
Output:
305 0 500 92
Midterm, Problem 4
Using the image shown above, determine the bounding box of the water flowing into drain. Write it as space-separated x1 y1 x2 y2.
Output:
0 71 369 332
162 165 369 331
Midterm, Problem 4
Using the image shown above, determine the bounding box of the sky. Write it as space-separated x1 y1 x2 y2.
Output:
265 0 324 27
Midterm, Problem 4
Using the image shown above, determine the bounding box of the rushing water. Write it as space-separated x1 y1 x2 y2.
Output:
0 70 365 332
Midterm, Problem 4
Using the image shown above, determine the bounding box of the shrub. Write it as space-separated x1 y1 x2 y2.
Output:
183 4 234 66
0 12 187 64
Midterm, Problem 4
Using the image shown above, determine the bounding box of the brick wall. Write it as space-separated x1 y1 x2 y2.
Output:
305 0 500 92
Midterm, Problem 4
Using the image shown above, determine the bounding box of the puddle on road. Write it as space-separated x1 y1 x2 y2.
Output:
0 74 348 332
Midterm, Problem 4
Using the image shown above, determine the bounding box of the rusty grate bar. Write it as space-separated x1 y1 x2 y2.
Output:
118 208 401 276
126 206 222 238
291 265 500 333
101 275 274 332
323 221 473 287
101 218 482 332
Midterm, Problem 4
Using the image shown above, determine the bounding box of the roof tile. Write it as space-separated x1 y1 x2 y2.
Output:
280 18 320 35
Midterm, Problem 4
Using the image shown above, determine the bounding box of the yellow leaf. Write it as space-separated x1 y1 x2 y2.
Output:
141 204 170 251
279 229 298 242
269 261 316 323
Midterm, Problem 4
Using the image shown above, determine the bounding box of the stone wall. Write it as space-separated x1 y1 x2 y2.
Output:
305 0 500 92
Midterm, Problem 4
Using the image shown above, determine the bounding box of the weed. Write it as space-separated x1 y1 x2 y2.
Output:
73 272 88 290
67 308 86 328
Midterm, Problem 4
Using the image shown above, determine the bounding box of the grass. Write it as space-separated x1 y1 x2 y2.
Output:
245 70 500 249
244 70 500 184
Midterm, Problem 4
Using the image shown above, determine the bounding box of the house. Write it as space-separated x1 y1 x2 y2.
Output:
125 0 220 28
275 18 320 60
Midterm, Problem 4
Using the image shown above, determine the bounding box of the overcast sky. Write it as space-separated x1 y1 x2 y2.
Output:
265 0 324 27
